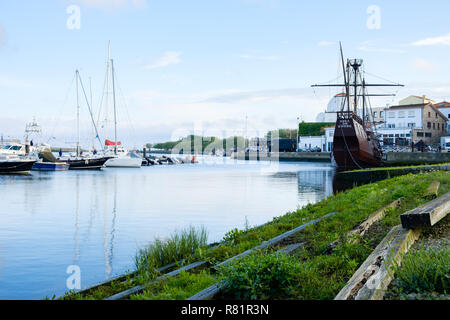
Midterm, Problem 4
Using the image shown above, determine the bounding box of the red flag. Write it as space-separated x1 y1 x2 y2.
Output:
105 139 122 146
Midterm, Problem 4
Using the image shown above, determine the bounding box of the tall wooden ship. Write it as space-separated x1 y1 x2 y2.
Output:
312 44 403 169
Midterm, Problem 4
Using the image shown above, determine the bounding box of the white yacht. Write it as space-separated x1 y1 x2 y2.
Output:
0 144 37 173
97 47 142 169
104 145 141 168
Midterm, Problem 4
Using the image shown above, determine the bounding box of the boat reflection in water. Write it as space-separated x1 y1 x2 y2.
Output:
1 160 341 299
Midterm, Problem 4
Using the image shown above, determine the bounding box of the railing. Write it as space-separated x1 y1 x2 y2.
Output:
378 125 422 130
337 111 363 126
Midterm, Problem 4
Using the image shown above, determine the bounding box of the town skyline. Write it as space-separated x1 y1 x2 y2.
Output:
1 0 450 148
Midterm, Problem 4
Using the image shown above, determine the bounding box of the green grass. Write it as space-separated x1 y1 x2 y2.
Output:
386 247 450 300
218 250 306 300
134 226 208 281
211 172 450 300
61 226 208 300
62 171 450 300
342 162 450 173
130 270 216 300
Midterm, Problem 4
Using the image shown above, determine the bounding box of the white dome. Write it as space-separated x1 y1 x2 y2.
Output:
327 93 346 112
314 93 344 122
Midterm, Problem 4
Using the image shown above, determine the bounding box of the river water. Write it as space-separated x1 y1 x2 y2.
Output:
0 157 335 299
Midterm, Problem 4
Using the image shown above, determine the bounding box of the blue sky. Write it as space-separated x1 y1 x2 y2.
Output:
1 0 450 148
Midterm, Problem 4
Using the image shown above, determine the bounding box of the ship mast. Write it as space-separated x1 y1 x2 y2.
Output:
111 59 118 156
312 42 404 127
76 70 81 157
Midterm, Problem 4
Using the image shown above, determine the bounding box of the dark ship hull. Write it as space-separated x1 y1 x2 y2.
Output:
333 111 382 169
67 157 110 170
0 160 36 173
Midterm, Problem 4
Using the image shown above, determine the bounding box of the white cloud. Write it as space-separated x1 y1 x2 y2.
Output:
358 40 406 53
411 59 436 73
412 34 450 46
144 51 182 69
201 88 316 104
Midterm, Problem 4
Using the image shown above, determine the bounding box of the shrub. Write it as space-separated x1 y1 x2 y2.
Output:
391 247 450 296
135 226 208 279
218 251 300 299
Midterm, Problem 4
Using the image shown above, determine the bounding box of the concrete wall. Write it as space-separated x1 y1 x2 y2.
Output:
232 151 331 162
385 151 450 165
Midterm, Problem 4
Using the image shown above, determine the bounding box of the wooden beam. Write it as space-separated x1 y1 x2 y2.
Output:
324 198 402 254
335 225 421 300
105 260 208 300
216 212 337 269
423 181 440 200
55 260 183 300
401 190 450 229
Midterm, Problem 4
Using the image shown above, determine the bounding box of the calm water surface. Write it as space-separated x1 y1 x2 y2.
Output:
0 157 335 299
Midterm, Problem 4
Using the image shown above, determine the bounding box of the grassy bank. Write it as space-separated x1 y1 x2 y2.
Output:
385 247 449 300
342 162 450 173
385 215 449 300
61 171 450 300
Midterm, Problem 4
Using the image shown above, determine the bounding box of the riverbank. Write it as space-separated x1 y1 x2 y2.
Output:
60 171 450 300
231 151 331 162
385 215 449 300
335 163 450 189
1 160 335 299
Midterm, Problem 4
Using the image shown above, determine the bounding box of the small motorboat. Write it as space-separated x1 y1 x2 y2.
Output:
104 146 142 168
33 161 69 171
0 155 36 174
32 150 69 171
66 156 111 170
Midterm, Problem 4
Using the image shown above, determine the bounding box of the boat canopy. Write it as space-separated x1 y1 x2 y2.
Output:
105 139 121 146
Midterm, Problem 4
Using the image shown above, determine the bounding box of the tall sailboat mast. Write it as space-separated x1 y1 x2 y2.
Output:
111 59 118 156
104 41 111 140
76 70 81 157
90 76 95 150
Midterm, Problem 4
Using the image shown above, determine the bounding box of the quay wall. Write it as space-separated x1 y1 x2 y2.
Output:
231 151 331 162
384 152 450 165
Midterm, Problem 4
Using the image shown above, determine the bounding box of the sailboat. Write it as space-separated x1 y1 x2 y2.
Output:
312 43 403 169
64 70 111 170
97 43 141 168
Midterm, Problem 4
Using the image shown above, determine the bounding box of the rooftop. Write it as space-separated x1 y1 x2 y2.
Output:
435 101 450 108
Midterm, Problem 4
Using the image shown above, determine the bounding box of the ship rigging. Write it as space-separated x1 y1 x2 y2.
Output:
312 43 404 169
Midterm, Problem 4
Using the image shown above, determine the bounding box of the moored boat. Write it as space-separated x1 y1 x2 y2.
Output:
0 155 36 174
61 70 110 170
32 161 69 171
32 150 70 171
312 43 403 170
99 56 142 169
66 157 110 170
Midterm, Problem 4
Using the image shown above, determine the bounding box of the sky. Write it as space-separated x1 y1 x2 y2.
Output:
1 0 450 149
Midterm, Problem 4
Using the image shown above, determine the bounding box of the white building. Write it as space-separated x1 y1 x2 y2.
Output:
435 101 450 133
399 95 435 106
324 126 335 152
298 126 335 152
376 102 447 145
298 136 325 151
376 105 423 145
